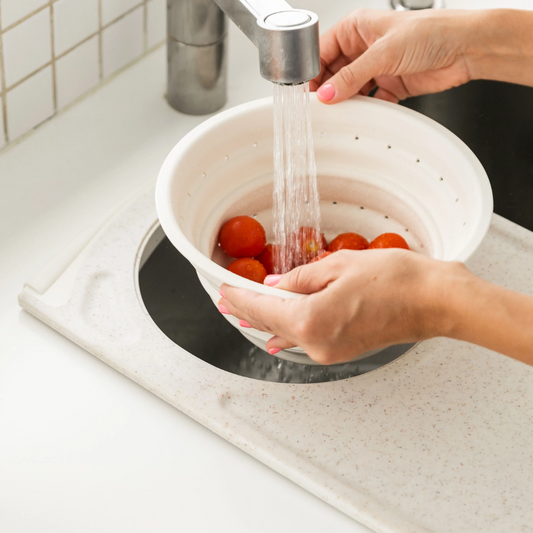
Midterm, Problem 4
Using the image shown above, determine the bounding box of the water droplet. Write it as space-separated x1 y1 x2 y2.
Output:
224 155 229 160
253 142 258 147
201 172 206 178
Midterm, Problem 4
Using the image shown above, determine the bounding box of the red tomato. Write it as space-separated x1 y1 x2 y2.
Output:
327 232 369 252
369 233 410 250
219 216 266 258
227 258 267 284
295 226 327 263
256 243 276 275
310 251 332 263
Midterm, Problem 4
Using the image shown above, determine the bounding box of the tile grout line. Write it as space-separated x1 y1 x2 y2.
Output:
0 40 164 154
143 0 148 52
98 0 103 80
0 0 9 143
49 1 58 112
3 3 148 95
0 3 49 35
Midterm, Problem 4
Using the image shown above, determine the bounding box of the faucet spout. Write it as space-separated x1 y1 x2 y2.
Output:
213 0 320 84
167 0 320 115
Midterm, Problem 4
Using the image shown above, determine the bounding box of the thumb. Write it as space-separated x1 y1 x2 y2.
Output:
317 43 387 104
264 257 339 295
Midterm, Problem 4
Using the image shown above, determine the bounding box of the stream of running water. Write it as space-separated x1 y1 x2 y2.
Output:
272 82 323 274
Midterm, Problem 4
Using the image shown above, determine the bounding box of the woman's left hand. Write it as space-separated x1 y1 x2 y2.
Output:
219 250 460 364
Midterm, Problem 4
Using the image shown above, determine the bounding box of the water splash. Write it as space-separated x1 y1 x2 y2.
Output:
272 82 323 274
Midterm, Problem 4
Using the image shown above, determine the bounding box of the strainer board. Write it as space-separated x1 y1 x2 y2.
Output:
19 183 533 533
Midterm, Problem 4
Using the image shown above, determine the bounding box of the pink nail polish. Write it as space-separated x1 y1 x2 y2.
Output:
239 320 252 328
264 274 282 286
269 348 281 355
317 83 335 101
219 288 226 298
218 304 230 314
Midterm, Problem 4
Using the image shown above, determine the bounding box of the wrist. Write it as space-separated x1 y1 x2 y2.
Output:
421 260 475 340
465 9 533 85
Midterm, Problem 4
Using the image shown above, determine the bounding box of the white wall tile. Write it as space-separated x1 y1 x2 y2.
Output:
6 66 54 142
147 0 166 49
3 8 52 87
102 7 144 78
1 0 48 29
101 0 141 26
54 0 99 56
56 36 100 109
0 102 6 150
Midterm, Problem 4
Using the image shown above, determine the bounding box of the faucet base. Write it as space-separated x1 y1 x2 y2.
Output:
391 0 444 9
167 37 227 115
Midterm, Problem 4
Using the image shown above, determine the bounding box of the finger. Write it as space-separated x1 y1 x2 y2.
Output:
359 79 376 96
265 336 297 354
374 86 399 103
264 256 340 294
318 13 369 68
317 43 388 104
374 75 411 101
220 285 302 344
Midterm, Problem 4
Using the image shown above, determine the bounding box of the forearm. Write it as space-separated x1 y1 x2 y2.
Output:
466 9 533 88
438 264 533 365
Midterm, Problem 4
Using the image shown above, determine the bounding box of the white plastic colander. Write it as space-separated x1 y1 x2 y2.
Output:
155 95 493 364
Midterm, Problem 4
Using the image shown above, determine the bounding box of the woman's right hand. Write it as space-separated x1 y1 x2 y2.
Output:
311 8 489 104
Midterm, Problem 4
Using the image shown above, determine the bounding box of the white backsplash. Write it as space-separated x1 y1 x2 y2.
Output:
0 0 166 150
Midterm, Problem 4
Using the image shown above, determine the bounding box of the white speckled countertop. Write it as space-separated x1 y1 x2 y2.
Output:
18 181 533 532
2 1 533 532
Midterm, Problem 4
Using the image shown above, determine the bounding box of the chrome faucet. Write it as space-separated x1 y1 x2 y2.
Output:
391 0 444 10
167 0 320 115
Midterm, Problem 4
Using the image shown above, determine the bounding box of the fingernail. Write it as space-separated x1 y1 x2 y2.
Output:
317 83 335 102
218 304 230 314
219 288 226 298
239 320 252 328
269 348 281 355
264 274 282 286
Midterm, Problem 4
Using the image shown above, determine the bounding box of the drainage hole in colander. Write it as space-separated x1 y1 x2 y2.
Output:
355 136 359 140
416 158 421 163
360 206 365 210
333 201 337 205
387 145 391 149
439 177 444 181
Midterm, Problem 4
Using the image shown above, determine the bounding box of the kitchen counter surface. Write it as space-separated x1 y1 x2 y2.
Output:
1 1 532 532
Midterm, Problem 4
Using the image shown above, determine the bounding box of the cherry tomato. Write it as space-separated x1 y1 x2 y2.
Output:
310 251 333 263
369 233 410 250
227 258 267 284
256 243 276 275
327 232 369 252
219 216 266 258
295 226 327 263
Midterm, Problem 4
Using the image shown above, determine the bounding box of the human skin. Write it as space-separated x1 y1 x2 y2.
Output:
219 9 533 366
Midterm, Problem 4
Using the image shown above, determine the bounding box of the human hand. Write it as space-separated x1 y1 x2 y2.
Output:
219 250 460 365
311 8 481 104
